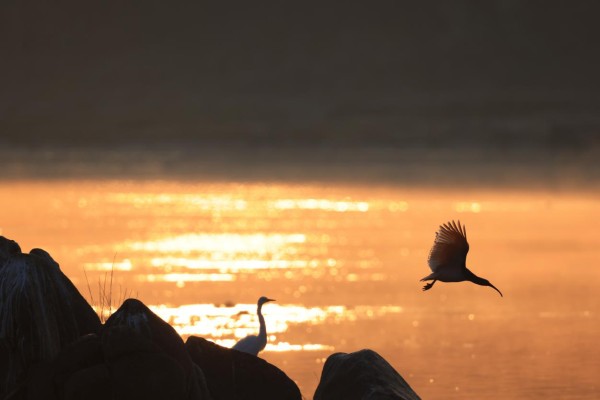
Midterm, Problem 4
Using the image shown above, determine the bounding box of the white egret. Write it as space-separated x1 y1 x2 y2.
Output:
420 220 502 296
232 296 276 356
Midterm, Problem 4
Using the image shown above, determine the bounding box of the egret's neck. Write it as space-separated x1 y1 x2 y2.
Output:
257 304 267 338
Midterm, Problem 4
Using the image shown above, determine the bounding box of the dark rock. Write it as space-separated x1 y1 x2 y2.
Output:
52 334 108 400
0 242 214 400
186 336 301 400
0 338 25 399
62 363 111 400
26 334 110 400
103 325 189 400
0 236 21 266
24 328 185 400
104 299 210 400
105 299 193 371
24 321 209 400
0 251 101 398
314 349 421 400
29 248 103 337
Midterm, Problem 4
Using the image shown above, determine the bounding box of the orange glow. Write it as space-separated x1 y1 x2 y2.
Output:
148 257 314 271
271 198 369 212
148 302 402 350
124 233 306 254
139 273 235 283
83 259 133 271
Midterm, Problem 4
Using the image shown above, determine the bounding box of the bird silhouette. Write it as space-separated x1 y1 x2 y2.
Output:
232 296 275 355
420 220 502 296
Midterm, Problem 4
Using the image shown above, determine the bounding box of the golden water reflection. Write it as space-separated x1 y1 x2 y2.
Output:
1 180 599 399
148 302 403 351
272 199 369 212
125 233 307 254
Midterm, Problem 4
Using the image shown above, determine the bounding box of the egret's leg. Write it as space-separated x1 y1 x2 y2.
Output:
422 280 436 291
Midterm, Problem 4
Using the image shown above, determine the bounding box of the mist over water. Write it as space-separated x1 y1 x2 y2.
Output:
0 144 598 191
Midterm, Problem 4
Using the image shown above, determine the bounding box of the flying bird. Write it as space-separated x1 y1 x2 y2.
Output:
232 296 276 356
421 220 502 296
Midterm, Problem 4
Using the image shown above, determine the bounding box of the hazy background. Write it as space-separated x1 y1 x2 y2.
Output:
1 1 599 187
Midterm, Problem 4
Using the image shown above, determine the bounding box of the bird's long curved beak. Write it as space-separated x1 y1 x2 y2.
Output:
489 283 503 297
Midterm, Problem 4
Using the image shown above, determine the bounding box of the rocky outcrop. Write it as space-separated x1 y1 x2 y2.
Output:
314 349 421 400
3 299 213 400
0 247 101 398
0 236 301 400
1 236 422 400
0 236 21 266
29 248 103 338
16 297 303 400
186 336 302 400
25 333 107 400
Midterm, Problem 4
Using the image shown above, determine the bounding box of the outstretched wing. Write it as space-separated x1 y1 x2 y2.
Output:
427 220 469 273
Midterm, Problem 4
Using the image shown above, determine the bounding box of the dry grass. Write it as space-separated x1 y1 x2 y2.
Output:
83 255 136 323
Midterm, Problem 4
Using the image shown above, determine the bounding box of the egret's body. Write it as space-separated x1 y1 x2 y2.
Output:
421 220 502 296
232 296 275 356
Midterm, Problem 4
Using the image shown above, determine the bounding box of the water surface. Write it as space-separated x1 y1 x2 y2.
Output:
0 180 598 398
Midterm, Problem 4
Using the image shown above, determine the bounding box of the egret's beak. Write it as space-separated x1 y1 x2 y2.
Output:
266 298 276 302
488 283 503 297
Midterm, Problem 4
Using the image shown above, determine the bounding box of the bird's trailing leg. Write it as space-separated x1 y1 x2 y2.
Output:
422 280 437 291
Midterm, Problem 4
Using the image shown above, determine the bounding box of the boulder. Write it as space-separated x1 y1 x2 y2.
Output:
314 349 421 400
22 299 213 400
0 240 301 400
30 248 103 336
26 334 107 400
104 298 211 400
186 336 301 400
0 236 21 266
0 251 101 398
102 325 189 400
23 328 189 400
